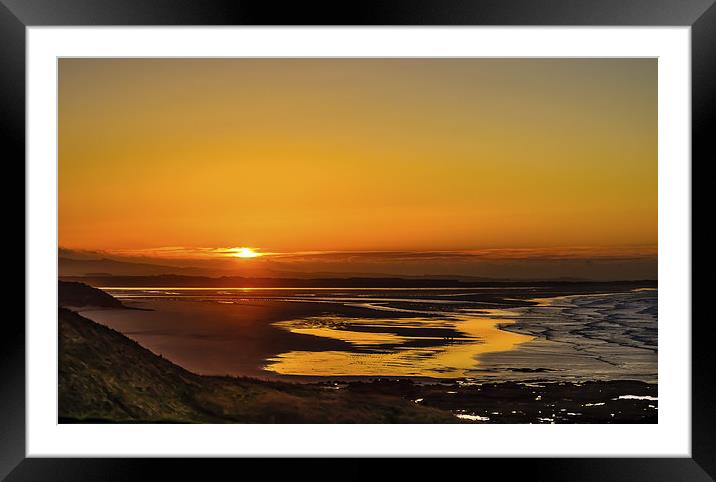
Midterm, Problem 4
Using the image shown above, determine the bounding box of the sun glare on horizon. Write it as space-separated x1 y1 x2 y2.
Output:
230 247 262 258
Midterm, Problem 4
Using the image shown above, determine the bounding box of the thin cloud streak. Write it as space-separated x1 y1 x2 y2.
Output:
95 245 657 263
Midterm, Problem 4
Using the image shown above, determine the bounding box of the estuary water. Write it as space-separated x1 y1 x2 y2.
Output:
82 287 657 382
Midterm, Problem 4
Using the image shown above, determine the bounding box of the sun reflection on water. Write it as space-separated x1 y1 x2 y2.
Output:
264 310 534 378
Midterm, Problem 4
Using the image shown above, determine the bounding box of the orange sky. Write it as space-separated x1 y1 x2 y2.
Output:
59 58 656 265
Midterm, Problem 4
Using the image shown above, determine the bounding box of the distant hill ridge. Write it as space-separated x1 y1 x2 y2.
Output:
59 256 208 277
60 274 658 289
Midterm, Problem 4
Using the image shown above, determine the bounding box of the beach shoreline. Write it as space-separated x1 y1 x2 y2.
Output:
59 281 658 424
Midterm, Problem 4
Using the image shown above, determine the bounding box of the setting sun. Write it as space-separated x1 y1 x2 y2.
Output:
230 247 261 258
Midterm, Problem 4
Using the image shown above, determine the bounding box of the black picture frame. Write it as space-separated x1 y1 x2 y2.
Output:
3 0 712 479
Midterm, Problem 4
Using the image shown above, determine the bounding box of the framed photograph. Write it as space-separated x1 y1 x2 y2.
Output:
6 0 712 478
